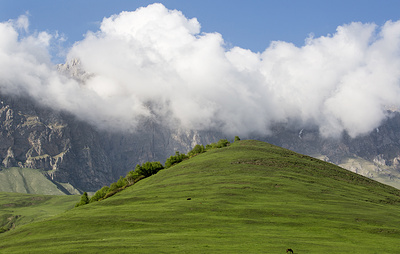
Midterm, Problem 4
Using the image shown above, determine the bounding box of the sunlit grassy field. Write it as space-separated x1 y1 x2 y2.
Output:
1 140 400 253
0 192 79 233
0 167 68 195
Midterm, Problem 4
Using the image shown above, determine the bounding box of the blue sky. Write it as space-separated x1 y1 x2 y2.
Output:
2 0 400 53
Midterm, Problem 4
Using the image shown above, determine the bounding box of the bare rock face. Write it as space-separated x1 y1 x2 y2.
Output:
2 147 16 168
0 94 114 191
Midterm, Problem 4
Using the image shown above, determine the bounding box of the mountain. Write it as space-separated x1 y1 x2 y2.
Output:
0 93 113 191
0 140 399 253
1 60 400 192
2 89 400 192
0 93 220 192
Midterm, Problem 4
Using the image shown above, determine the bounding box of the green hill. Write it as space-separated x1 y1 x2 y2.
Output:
0 140 400 253
0 192 79 233
0 167 80 195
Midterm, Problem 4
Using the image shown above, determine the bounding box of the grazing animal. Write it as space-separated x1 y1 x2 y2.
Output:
286 249 294 254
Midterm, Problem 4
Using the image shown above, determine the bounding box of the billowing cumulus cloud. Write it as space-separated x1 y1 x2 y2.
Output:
2 4 400 138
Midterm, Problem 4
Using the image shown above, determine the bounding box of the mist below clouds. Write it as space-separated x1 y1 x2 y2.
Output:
1 3 400 138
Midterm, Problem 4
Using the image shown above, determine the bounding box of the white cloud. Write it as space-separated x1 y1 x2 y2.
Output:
15 14 29 32
2 4 400 138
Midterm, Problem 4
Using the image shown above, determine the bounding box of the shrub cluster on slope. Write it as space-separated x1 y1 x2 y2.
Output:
75 138 235 207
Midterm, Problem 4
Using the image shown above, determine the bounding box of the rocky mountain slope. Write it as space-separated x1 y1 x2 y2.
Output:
0 93 111 191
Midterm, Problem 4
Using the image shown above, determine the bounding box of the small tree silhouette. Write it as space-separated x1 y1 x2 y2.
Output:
75 192 89 207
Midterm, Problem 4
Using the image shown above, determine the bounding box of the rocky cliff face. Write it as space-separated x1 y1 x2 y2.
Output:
0 94 114 191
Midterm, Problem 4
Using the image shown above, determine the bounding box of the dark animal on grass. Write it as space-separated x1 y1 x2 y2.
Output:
286 249 294 253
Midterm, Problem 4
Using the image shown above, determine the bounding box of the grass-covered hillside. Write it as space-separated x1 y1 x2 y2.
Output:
0 192 79 233
0 167 80 195
1 140 400 253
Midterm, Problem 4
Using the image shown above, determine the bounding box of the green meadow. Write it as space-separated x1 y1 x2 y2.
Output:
0 140 400 253
0 192 79 233
0 167 80 195
0 167 64 195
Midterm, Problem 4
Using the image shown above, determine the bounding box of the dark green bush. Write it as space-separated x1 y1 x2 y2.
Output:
165 151 188 168
116 176 127 188
126 171 144 184
217 139 230 147
188 144 205 157
75 192 89 207
109 182 119 192
90 186 110 203
206 139 231 150
134 161 164 177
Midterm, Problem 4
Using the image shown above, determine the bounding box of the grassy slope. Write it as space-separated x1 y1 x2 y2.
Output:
0 167 69 195
1 140 400 253
0 192 79 232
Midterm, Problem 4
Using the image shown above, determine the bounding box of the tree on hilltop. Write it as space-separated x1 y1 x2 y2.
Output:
165 151 188 168
188 144 205 157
